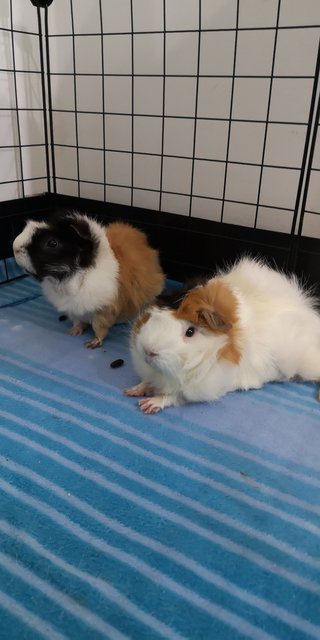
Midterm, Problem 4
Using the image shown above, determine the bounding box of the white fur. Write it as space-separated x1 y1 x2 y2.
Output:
13 220 48 275
13 215 119 323
131 258 320 411
42 216 119 321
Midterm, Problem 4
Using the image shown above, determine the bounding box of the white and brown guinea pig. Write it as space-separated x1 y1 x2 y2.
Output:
125 257 320 413
13 211 165 348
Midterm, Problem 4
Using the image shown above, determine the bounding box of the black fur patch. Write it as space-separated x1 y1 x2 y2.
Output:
27 212 99 281
156 275 208 310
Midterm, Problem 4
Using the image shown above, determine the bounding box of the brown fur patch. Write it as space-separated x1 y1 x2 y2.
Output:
105 222 164 323
132 310 151 337
175 279 242 364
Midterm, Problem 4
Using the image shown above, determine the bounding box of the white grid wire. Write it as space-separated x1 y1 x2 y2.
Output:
0 0 319 238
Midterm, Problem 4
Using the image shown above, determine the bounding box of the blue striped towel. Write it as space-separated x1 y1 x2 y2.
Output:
0 276 320 639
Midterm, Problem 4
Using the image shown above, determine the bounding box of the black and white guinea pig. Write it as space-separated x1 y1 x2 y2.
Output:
13 211 165 348
124 257 320 413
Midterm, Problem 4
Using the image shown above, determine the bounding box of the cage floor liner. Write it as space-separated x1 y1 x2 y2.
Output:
0 277 320 640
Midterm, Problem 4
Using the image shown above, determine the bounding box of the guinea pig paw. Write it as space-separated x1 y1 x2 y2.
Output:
69 322 88 337
84 337 103 349
124 382 154 397
138 396 164 414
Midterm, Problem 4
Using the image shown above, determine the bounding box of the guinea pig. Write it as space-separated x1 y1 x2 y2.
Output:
124 257 320 413
13 211 165 348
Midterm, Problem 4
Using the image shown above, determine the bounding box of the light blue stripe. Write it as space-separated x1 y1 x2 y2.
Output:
259 384 320 409
249 390 320 421
0 352 320 568
0 258 23 282
0 344 318 482
1 371 319 530
0 520 185 640
0 589 66 640
5 258 24 280
0 294 42 310
0 472 279 640
1 286 320 640
2 373 320 546
1 303 130 353
0 278 40 299
1 307 61 332
1 355 320 549
1 404 319 580
2 410 318 632
0 349 318 488
0 551 128 640
1 411 320 586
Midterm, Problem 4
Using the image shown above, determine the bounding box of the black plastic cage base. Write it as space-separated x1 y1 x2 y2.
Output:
1 193 319 293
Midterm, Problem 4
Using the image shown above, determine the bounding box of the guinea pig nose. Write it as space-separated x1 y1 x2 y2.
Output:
144 348 158 358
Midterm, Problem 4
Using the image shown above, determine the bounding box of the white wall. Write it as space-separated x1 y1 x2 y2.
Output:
1 0 320 238
0 0 48 201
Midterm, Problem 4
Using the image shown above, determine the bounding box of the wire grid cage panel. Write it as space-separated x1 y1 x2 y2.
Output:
0 0 51 282
0 0 48 202
46 0 320 236
0 0 319 241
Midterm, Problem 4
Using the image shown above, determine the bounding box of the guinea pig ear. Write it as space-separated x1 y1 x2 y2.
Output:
68 217 92 242
198 308 232 333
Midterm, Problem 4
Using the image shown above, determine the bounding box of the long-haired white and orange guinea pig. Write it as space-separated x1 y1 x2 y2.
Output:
125 257 320 413
13 211 164 348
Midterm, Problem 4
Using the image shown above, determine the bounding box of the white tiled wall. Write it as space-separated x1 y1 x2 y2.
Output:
0 0 47 202
1 0 319 239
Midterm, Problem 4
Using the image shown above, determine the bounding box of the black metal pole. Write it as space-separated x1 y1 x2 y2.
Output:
36 5 51 193
44 4 57 193
287 37 320 271
10 0 25 197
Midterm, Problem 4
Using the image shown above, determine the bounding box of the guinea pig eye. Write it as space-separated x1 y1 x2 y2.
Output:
46 238 58 249
185 326 195 338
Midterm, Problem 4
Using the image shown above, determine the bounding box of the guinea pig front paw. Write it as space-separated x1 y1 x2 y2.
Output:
124 382 154 397
138 397 164 414
84 337 103 349
69 322 88 337
138 393 179 414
